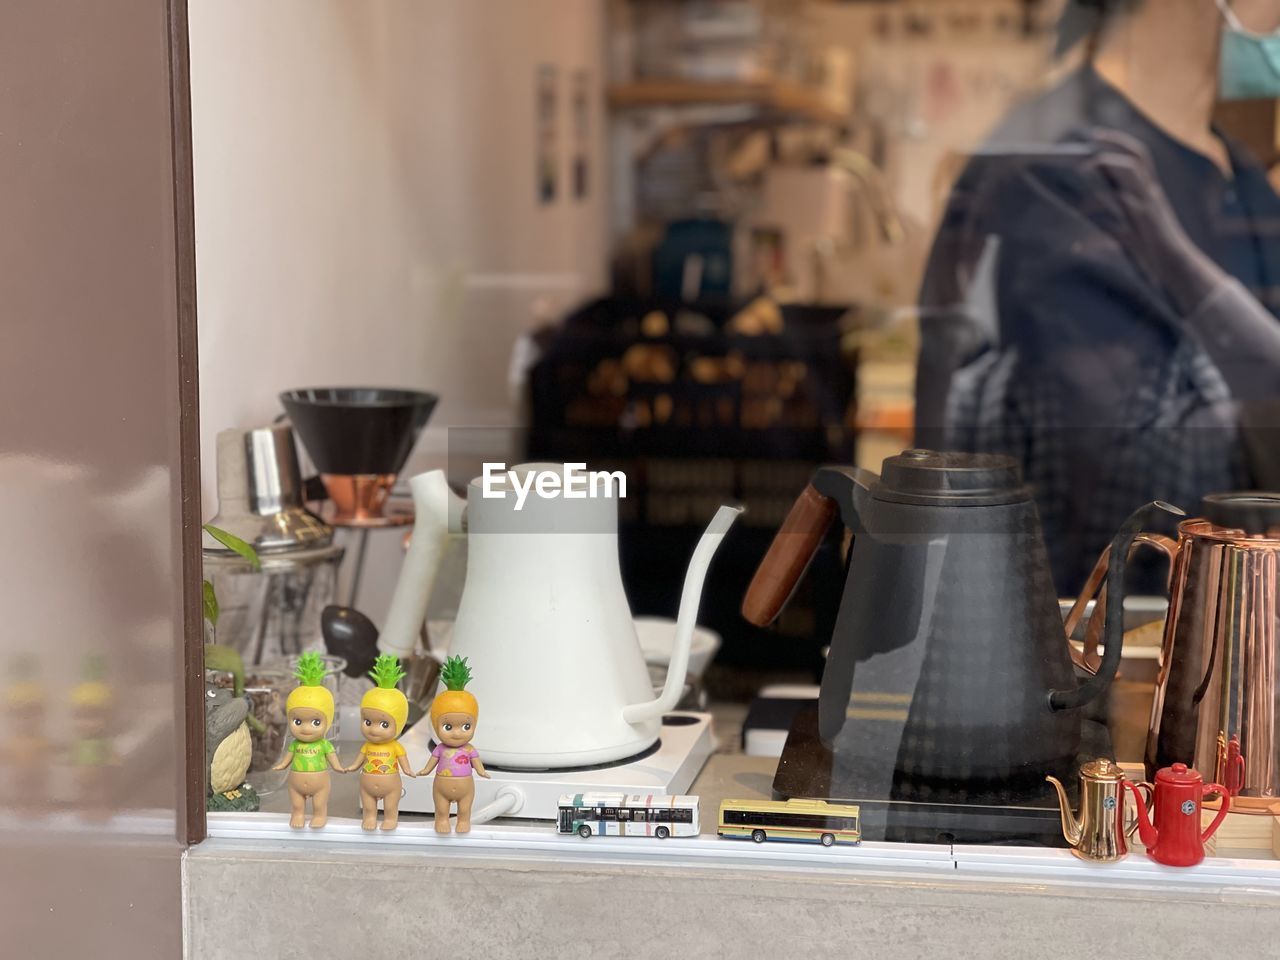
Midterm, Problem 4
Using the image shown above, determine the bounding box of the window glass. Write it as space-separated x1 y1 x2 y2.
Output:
188 0 1276 897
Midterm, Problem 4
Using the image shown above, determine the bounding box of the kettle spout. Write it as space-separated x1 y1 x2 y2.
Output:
622 504 742 724
1045 776 1082 847
378 471 463 657
1126 780 1158 849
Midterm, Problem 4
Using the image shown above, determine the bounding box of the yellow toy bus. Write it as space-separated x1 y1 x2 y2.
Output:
718 798 861 847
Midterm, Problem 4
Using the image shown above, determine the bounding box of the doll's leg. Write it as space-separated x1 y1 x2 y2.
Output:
433 780 452 834
288 785 306 829
309 778 331 829
454 782 475 834
381 783 401 831
359 784 378 831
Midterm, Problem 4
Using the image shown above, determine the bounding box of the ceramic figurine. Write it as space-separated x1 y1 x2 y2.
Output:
417 656 489 834
272 651 342 828
342 654 414 831
206 642 266 734
205 685 259 812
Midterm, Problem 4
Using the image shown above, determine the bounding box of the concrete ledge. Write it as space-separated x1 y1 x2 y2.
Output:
185 834 1279 960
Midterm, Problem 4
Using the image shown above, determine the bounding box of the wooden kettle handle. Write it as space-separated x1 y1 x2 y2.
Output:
742 484 839 627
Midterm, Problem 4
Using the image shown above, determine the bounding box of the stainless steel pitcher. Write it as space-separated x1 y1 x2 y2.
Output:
1145 493 1280 813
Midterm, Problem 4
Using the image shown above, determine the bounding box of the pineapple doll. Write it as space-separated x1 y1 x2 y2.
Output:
271 651 342 828
341 654 415 831
417 656 489 834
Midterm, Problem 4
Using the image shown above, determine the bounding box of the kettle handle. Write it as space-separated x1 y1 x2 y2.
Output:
379 471 463 657
741 466 875 627
1063 533 1181 673
1201 785 1231 844
1124 781 1155 838
1049 501 1185 711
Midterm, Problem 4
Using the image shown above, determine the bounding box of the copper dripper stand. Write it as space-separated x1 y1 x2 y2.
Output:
319 474 415 528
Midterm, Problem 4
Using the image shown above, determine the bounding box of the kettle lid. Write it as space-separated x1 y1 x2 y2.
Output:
1202 492 1280 536
875 450 1029 506
1079 758 1125 781
1156 762 1202 785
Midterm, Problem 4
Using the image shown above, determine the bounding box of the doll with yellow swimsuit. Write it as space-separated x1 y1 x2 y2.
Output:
340 654 415 831
271 652 343 828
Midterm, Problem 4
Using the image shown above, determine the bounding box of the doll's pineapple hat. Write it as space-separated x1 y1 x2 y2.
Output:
430 655 478 724
285 651 334 727
361 654 409 735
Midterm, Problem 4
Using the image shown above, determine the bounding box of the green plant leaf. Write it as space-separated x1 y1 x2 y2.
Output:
203 523 261 570
202 579 219 627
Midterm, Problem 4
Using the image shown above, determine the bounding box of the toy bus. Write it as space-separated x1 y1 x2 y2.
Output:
558 793 699 840
718 798 861 847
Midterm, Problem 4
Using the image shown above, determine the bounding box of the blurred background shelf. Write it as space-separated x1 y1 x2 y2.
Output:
607 79 848 126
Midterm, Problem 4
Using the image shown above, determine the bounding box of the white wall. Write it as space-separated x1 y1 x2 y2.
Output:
190 0 609 506
189 1 609 618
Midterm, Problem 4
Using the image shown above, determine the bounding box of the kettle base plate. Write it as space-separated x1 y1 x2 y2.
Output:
397 711 715 820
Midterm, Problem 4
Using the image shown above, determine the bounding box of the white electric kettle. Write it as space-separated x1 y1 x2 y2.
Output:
380 464 740 769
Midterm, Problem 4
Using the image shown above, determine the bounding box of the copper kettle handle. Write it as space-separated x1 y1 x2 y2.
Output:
1050 501 1185 711
1063 532 1181 673
742 466 874 628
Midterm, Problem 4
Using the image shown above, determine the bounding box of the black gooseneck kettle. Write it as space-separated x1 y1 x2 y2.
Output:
744 450 1180 795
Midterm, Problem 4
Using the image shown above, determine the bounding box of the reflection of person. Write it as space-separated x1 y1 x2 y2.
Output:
918 0 1280 591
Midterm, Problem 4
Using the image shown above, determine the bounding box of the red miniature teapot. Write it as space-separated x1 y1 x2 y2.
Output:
1124 763 1229 867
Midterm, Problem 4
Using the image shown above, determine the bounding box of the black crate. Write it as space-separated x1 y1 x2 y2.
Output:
528 298 854 462
526 298 856 674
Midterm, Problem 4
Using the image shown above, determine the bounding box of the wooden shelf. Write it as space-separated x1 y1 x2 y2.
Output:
607 79 847 126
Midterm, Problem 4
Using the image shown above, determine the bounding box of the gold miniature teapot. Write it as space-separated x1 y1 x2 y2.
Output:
1046 759 1152 862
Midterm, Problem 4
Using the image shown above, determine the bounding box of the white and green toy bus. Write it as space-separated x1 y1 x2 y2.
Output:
558 792 699 839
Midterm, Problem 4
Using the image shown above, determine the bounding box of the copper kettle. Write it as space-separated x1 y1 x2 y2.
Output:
1141 493 1280 812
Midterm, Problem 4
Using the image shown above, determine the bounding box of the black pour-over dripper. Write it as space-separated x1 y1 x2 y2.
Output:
279 387 437 475
280 388 437 522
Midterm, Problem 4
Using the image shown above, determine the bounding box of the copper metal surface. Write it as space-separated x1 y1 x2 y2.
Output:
1062 533 1179 673
1147 519 1280 812
314 494 416 529
321 472 401 523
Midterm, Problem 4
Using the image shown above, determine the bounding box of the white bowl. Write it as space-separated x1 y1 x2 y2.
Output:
633 616 721 680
